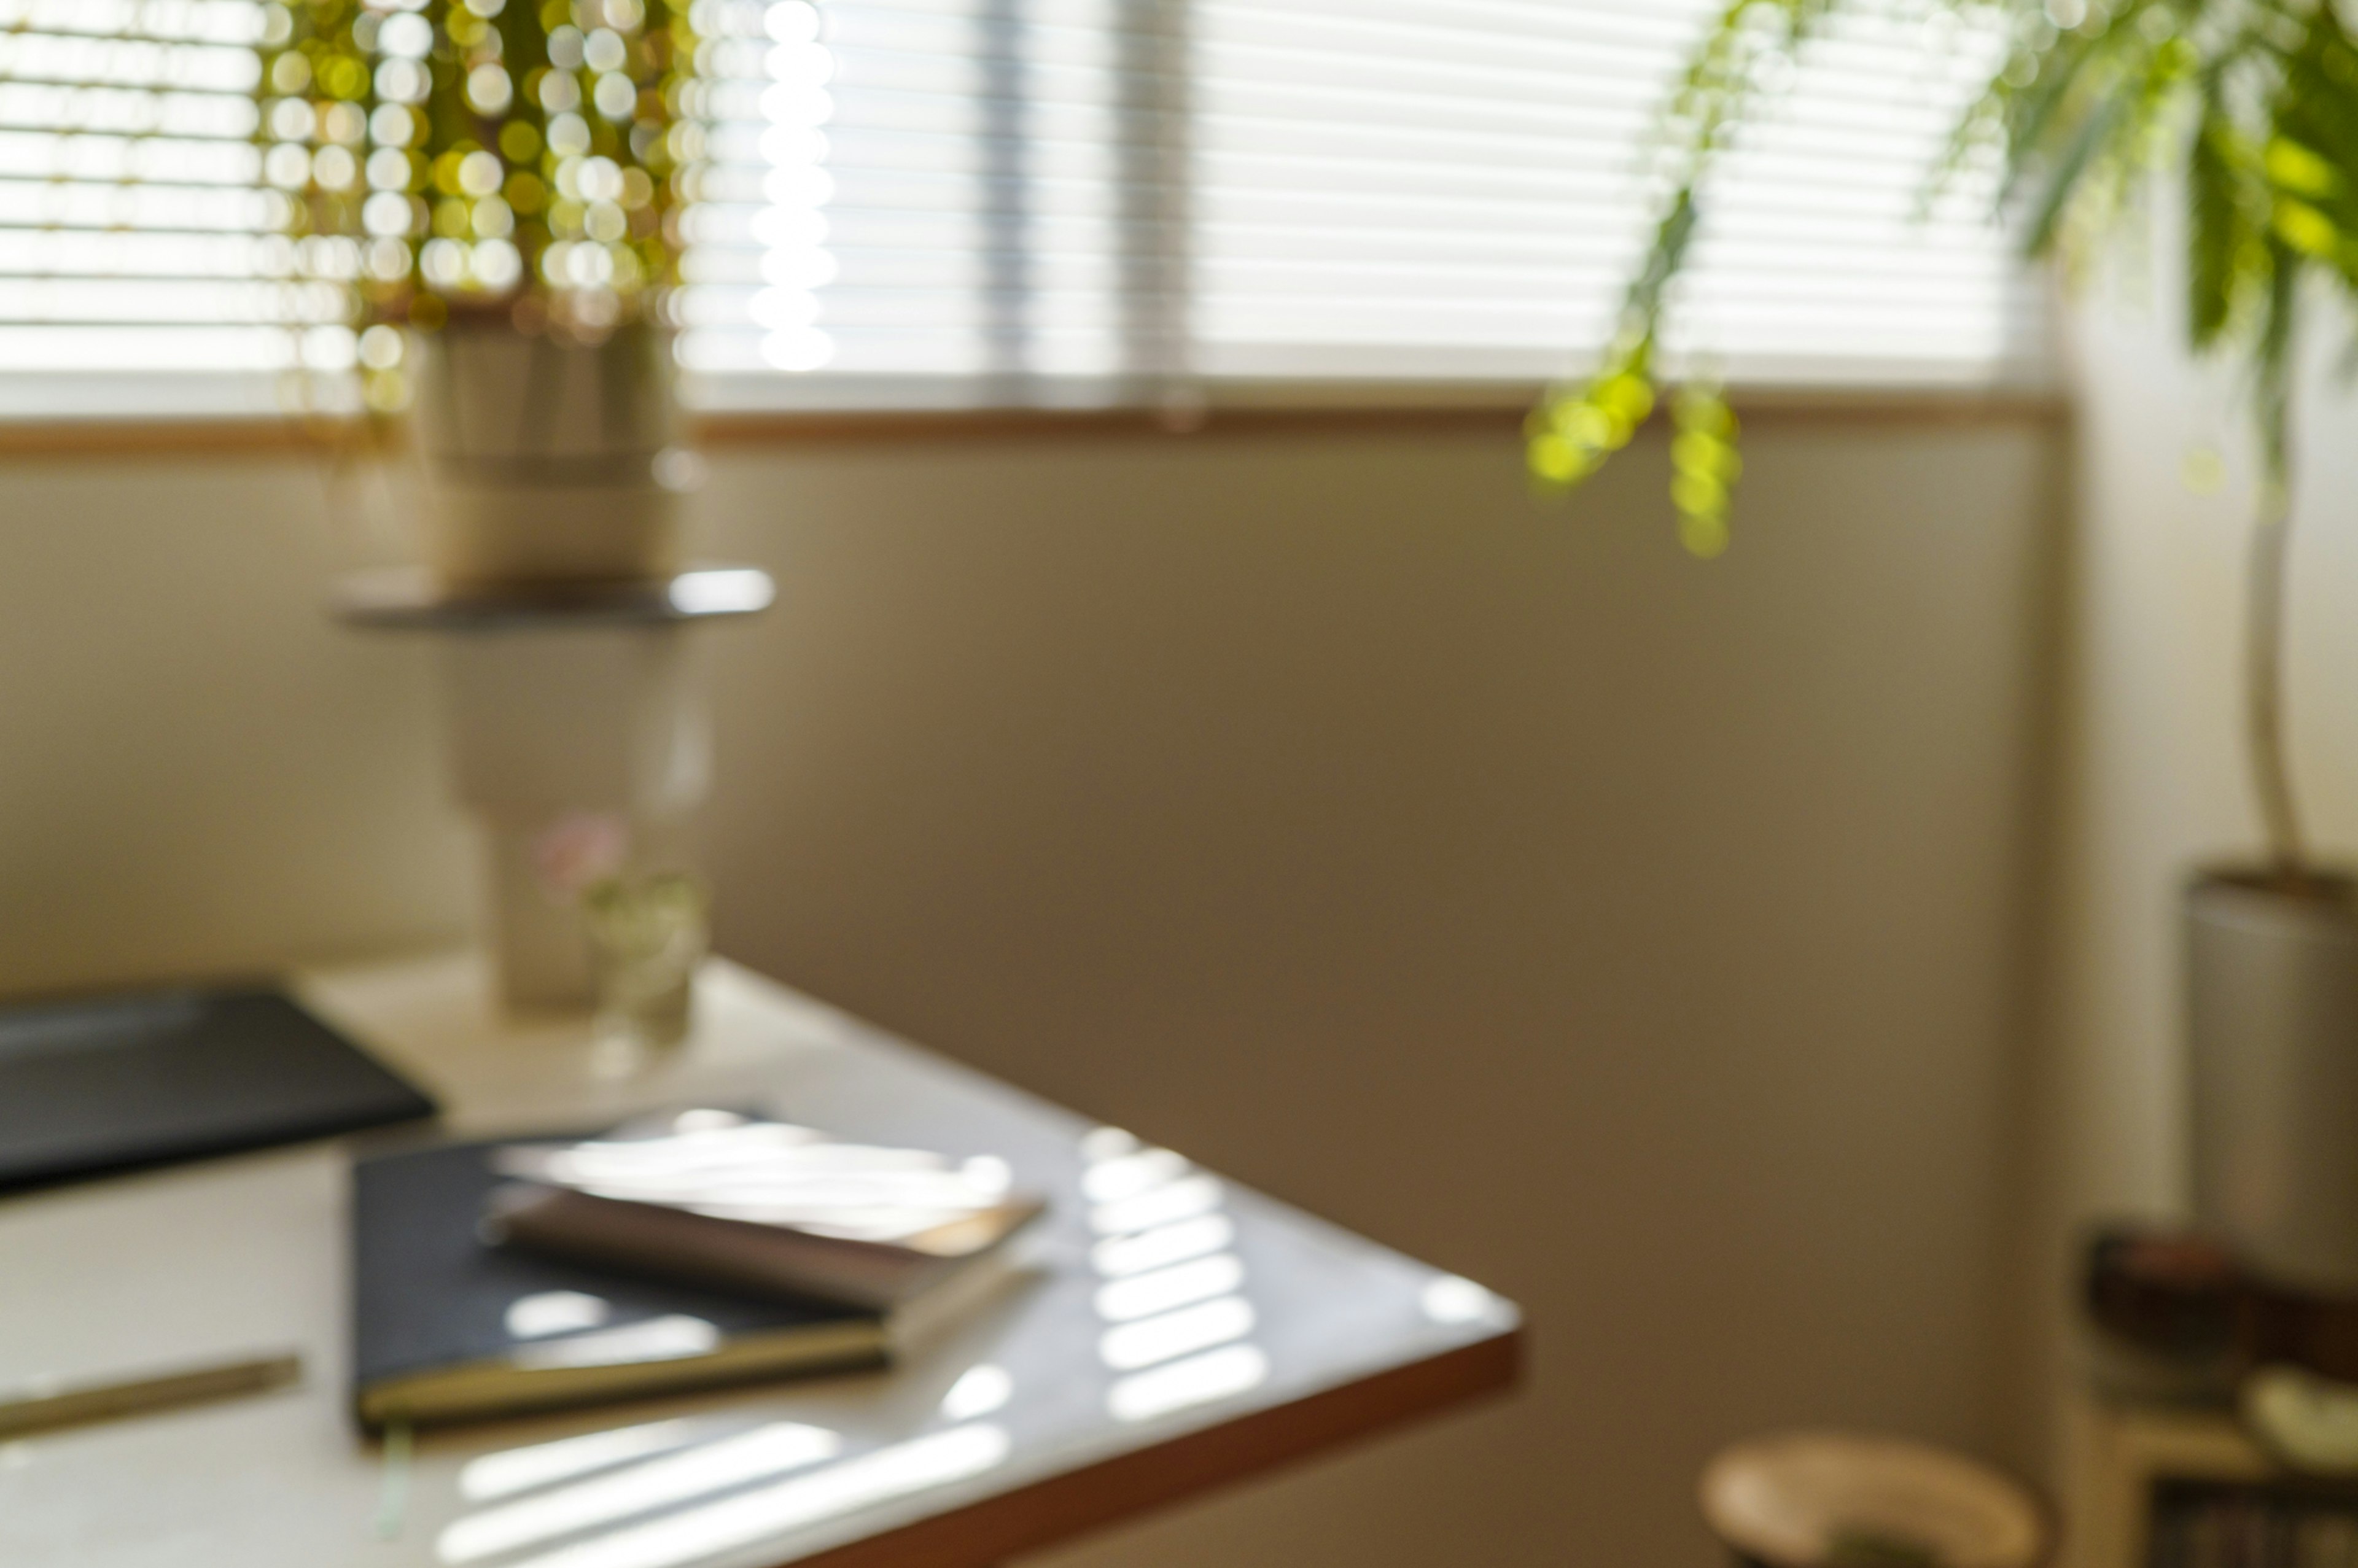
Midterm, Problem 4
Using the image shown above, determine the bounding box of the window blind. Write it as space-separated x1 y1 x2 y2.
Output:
0 0 360 414
677 0 1188 408
1182 0 2041 387
1 0 2044 417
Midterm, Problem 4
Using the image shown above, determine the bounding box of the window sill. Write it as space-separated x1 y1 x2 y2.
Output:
695 384 2069 446
0 381 2068 460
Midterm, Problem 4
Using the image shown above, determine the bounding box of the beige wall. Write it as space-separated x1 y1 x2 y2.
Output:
0 413 2063 1566
0 457 472 994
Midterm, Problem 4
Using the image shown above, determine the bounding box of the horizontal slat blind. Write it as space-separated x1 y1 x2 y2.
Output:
679 0 1187 407
1184 0 2040 386
0 0 357 393
0 0 2042 416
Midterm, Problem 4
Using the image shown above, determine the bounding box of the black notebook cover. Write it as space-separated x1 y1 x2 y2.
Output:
0 987 437 1192
354 1140 885 1429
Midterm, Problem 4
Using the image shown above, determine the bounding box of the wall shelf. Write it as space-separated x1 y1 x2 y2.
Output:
331 565 774 632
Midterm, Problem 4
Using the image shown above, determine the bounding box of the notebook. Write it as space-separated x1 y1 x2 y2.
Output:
486 1111 1046 1312
356 1138 930 1429
0 987 437 1193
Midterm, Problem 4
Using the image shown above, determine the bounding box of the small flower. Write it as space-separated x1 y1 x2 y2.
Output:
532 812 630 900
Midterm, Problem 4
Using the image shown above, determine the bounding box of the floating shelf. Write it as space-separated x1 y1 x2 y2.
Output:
331 565 774 632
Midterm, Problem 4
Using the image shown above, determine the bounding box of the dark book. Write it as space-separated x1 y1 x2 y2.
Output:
2149 1481 2358 1568
2085 1222 2358 1389
0 987 436 1192
352 1139 895 1430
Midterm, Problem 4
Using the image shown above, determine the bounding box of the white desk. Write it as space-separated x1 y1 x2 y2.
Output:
0 953 1520 1568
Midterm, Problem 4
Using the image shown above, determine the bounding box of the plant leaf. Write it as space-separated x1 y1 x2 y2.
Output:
2022 84 2128 257
2189 98 2255 350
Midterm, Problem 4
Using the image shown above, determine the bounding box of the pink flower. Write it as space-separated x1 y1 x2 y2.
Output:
532 812 629 899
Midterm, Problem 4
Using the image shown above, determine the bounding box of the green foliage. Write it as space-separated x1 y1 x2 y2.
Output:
1526 0 1831 554
2187 96 2260 349
1670 384 1741 559
257 0 703 405
1530 0 2358 553
1527 333 1657 488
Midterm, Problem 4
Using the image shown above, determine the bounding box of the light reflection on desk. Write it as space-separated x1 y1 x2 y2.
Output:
459 1419 703 1503
935 1363 1012 1422
1078 1125 1270 1424
477 1423 1011 1568
1094 1252 1244 1322
437 1354 1024 1568
440 1423 842 1562
1091 1213 1234 1276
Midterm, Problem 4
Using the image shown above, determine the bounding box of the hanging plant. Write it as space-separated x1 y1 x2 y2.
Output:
254 0 706 412
1533 0 2358 875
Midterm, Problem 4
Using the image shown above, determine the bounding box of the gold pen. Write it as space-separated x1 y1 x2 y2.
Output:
0 1351 302 1440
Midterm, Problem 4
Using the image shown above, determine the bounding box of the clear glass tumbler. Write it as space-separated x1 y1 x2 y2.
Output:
583 868 709 1052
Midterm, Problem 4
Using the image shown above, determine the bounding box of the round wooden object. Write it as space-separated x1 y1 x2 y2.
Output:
1699 1431 2047 1568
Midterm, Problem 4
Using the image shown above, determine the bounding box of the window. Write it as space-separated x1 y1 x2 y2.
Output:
2 0 2045 420
1179 0 2041 387
676 0 1187 407
0 0 341 415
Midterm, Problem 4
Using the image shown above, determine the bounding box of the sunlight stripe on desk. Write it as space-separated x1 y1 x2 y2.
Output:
490 1424 1012 1568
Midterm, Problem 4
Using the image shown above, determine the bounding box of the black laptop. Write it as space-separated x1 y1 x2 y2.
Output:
0 986 437 1192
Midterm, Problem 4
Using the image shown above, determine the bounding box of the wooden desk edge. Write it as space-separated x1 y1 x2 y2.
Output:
790 1327 1526 1568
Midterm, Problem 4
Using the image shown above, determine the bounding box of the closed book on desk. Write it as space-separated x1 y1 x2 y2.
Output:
352 1139 889 1430
485 1111 1045 1312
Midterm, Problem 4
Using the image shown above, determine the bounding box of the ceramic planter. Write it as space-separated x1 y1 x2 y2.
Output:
413 317 682 589
2187 867 2358 1294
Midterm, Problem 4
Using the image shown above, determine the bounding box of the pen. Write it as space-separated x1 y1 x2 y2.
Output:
0 1351 303 1440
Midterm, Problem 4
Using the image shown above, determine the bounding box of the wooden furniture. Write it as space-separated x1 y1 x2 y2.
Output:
0 953 1521 1568
2060 1387 2278 1568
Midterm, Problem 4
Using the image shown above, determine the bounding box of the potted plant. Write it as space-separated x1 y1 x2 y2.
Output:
261 0 701 588
263 0 737 1017
1536 0 2358 1293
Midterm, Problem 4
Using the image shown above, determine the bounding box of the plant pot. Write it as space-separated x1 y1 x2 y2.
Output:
2188 868 2358 1294
413 317 683 589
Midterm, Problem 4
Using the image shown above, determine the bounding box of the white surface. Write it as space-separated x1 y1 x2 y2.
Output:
0 952 1512 1568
